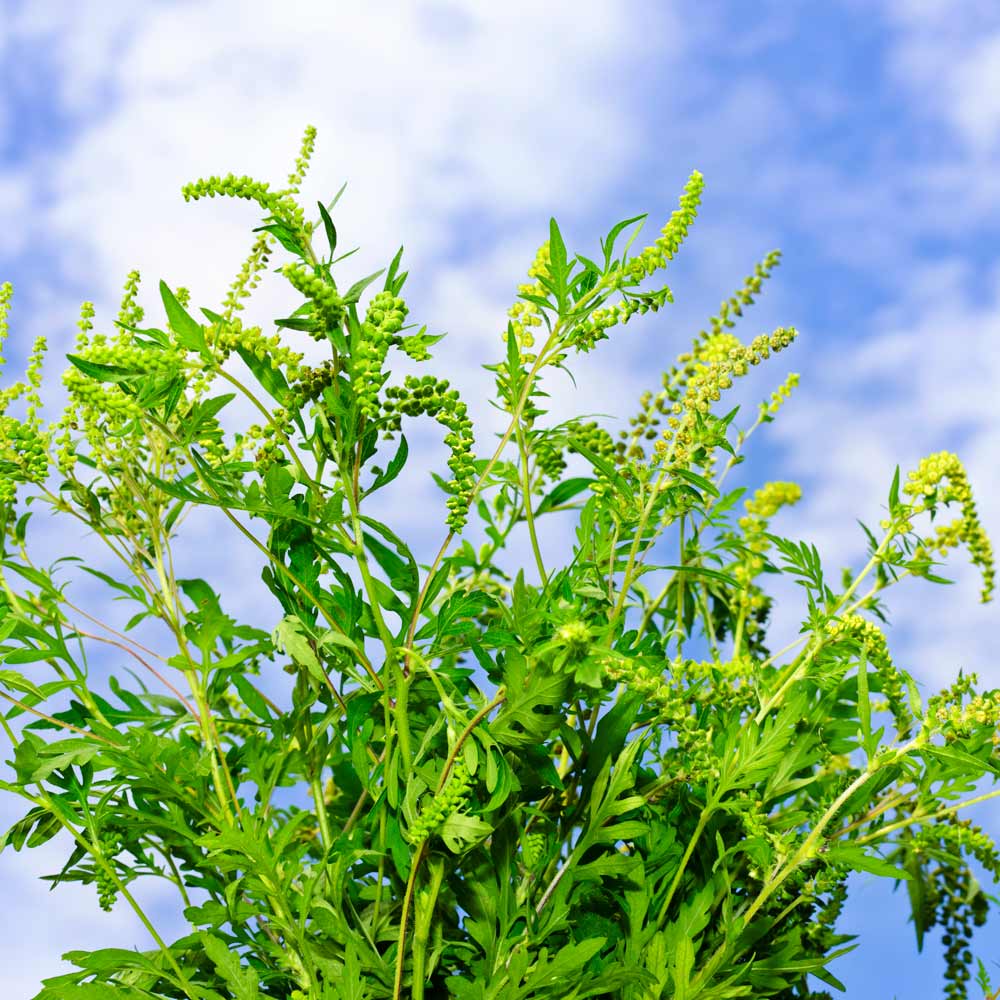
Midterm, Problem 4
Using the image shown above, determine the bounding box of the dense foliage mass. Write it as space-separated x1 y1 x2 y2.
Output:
1 126 999 999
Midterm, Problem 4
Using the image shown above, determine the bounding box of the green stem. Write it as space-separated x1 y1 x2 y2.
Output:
515 423 547 586
412 855 446 1000
855 785 1000 845
656 801 716 929
676 514 687 656
394 841 428 1000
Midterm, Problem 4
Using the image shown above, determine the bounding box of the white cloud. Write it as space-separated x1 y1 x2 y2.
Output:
880 0 1000 156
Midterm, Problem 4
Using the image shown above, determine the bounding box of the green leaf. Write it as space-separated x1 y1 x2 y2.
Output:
601 213 647 269
0 669 44 699
343 269 386 305
384 245 405 291
660 565 738 587
857 648 873 757
672 466 720 499
65 355 140 384
235 344 291 406
318 200 338 258
536 477 594 516
548 216 568 307
252 221 306 257
488 652 568 748
439 812 492 853
201 932 260 999
363 435 408 497
34 984 157 1000
230 674 273 722
159 281 208 354
826 844 912 880
569 439 634 501
273 615 324 681
888 463 901 514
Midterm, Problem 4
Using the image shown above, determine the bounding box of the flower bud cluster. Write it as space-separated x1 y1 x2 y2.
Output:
281 264 346 339
931 688 1000 744
824 613 911 732
506 240 551 352
383 376 476 531
802 876 849 950
731 789 786 854
404 758 472 845
181 173 307 236
616 252 784 464
653 327 797 467
921 672 1000 745
292 360 338 405
204 315 304 379
564 420 619 501
530 418 616 487
917 855 986 998
116 269 144 330
554 620 591 657
281 124 317 196
60 333 185 470
399 333 431 362
600 654 718 781
353 291 408 419
571 287 673 354
0 287 50 504
742 480 802 523
901 451 994 603
700 249 783 340
603 170 704 291
762 371 799 418
914 818 1000 882
223 233 271 322
679 656 759 714
244 407 296 473
521 829 546 868
95 829 121 911
533 435 566 482
730 482 801 634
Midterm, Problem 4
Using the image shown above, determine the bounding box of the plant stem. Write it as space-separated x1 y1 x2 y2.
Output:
515 422 547 586
411 855 446 1000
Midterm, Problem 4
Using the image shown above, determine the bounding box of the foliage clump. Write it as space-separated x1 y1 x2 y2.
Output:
0 126 998 1000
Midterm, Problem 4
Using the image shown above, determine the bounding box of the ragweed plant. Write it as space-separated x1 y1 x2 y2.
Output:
1 125 999 1000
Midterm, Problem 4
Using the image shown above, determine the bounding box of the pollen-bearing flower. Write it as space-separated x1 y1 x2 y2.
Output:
901 451 995 603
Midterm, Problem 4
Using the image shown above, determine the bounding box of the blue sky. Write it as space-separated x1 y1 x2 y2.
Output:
1 1 999 997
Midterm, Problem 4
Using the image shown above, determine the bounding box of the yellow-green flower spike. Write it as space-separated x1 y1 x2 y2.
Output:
405 758 473 845
353 291 409 419
506 239 551 354
696 249 782 342
223 232 272 323
281 263 345 339
902 451 995 603
382 375 477 531
653 326 798 468
0 281 12 365
762 371 799 418
116 270 144 339
732 481 802 635
283 124 318 196
824 612 912 732
181 172 306 235
619 250 785 464
604 170 704 291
